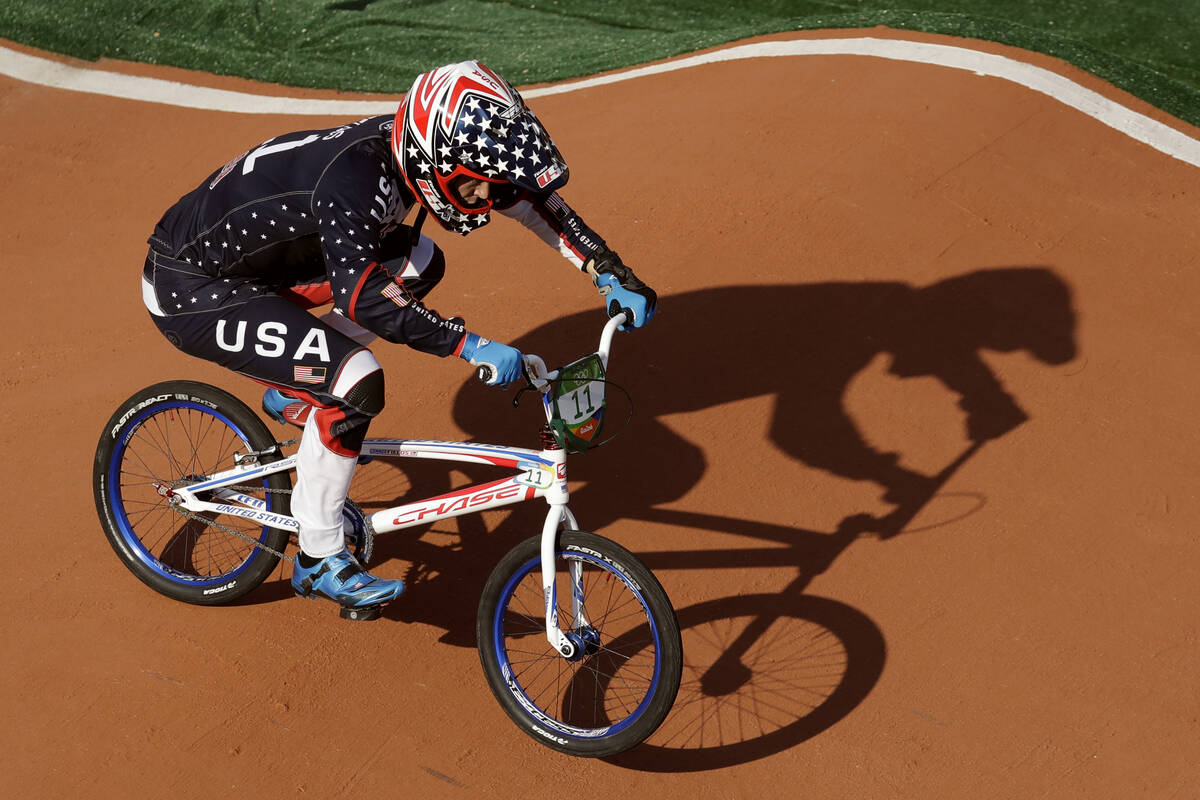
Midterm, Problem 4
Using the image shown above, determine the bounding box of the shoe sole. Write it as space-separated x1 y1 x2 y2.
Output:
294 588 402 620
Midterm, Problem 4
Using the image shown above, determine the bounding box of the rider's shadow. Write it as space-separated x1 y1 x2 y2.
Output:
371 267 1077 768
457 266 1076 530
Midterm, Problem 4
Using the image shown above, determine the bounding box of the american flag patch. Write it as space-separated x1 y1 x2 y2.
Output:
294 366 327 384
382 281 411 308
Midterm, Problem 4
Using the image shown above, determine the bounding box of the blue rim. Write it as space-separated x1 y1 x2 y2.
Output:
492 550 663 739
108 400 273 588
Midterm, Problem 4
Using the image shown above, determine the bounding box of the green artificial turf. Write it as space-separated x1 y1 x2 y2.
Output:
2 1 1197 124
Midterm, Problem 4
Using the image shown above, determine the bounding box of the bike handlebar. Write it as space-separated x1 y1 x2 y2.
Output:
474 311 629 388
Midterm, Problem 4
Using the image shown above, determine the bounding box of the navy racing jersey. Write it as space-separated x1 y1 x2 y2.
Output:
148 114 609 356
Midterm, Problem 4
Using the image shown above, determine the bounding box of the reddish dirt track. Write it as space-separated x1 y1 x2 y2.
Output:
3 28 1199 798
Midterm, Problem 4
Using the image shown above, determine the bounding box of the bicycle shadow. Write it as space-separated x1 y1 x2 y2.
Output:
373 268 1079 769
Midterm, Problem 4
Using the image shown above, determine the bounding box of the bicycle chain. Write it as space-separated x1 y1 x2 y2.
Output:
167 484 296 563
168 481 373 565
163 439 304 562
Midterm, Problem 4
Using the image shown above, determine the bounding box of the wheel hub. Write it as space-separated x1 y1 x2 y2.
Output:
563 626 601 662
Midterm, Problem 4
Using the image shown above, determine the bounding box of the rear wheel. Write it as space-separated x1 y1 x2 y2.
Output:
94 381 291 604
477 530 682 757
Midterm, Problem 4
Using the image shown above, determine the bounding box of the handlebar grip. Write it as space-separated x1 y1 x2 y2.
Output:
475 365 495 384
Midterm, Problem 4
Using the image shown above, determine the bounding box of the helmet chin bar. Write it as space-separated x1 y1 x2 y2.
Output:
442 167 507 215
398 163 494 234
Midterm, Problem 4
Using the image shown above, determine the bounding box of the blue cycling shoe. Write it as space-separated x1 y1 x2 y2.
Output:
262 388 312 428
292 550 404 619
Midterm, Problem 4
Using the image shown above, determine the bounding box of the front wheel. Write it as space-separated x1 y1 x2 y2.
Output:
477 531 682 757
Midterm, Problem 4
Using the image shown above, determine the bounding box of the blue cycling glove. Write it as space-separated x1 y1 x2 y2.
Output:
458 332 524 387
586 249 657 330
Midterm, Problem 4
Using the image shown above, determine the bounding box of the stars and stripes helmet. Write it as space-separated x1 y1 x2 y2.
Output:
393 60 570 235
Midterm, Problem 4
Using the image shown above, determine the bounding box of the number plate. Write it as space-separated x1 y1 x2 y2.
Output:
552 353 605 451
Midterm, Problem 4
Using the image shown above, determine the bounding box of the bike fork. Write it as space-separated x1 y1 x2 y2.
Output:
539 444 586 659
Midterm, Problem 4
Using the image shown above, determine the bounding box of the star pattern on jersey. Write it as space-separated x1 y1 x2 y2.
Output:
319 205 379 271
152 119 427 321
187 198 321 273
166 197 354 312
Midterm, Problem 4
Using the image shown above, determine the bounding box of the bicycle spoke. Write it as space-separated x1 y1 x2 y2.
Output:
495 551 665 734
113 404 275 579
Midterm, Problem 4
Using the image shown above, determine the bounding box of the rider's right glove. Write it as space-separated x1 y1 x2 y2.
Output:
457 332 524 387
585 248 657 330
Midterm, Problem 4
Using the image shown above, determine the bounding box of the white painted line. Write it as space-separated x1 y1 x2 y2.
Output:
2 37 1198 168
527 39 1200 169
0 45 395 116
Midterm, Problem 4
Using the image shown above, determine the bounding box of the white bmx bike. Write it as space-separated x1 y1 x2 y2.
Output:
93 313 682 758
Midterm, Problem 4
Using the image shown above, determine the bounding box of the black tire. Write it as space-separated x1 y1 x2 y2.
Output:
477 530 682 757
94 381 291 604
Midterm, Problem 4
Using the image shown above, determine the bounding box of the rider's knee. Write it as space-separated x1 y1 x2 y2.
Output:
345 368 385 418
315 351 384 455
332 349 385 418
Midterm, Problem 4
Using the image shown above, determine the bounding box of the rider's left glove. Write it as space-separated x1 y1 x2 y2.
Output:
585 249 657 330
457 332 524 387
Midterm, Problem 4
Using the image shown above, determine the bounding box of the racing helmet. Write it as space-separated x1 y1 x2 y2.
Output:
393 60 569 234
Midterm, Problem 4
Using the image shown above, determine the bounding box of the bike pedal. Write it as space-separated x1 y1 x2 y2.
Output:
340 604 383 621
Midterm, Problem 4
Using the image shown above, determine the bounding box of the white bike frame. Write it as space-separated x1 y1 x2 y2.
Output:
161 313 627 659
